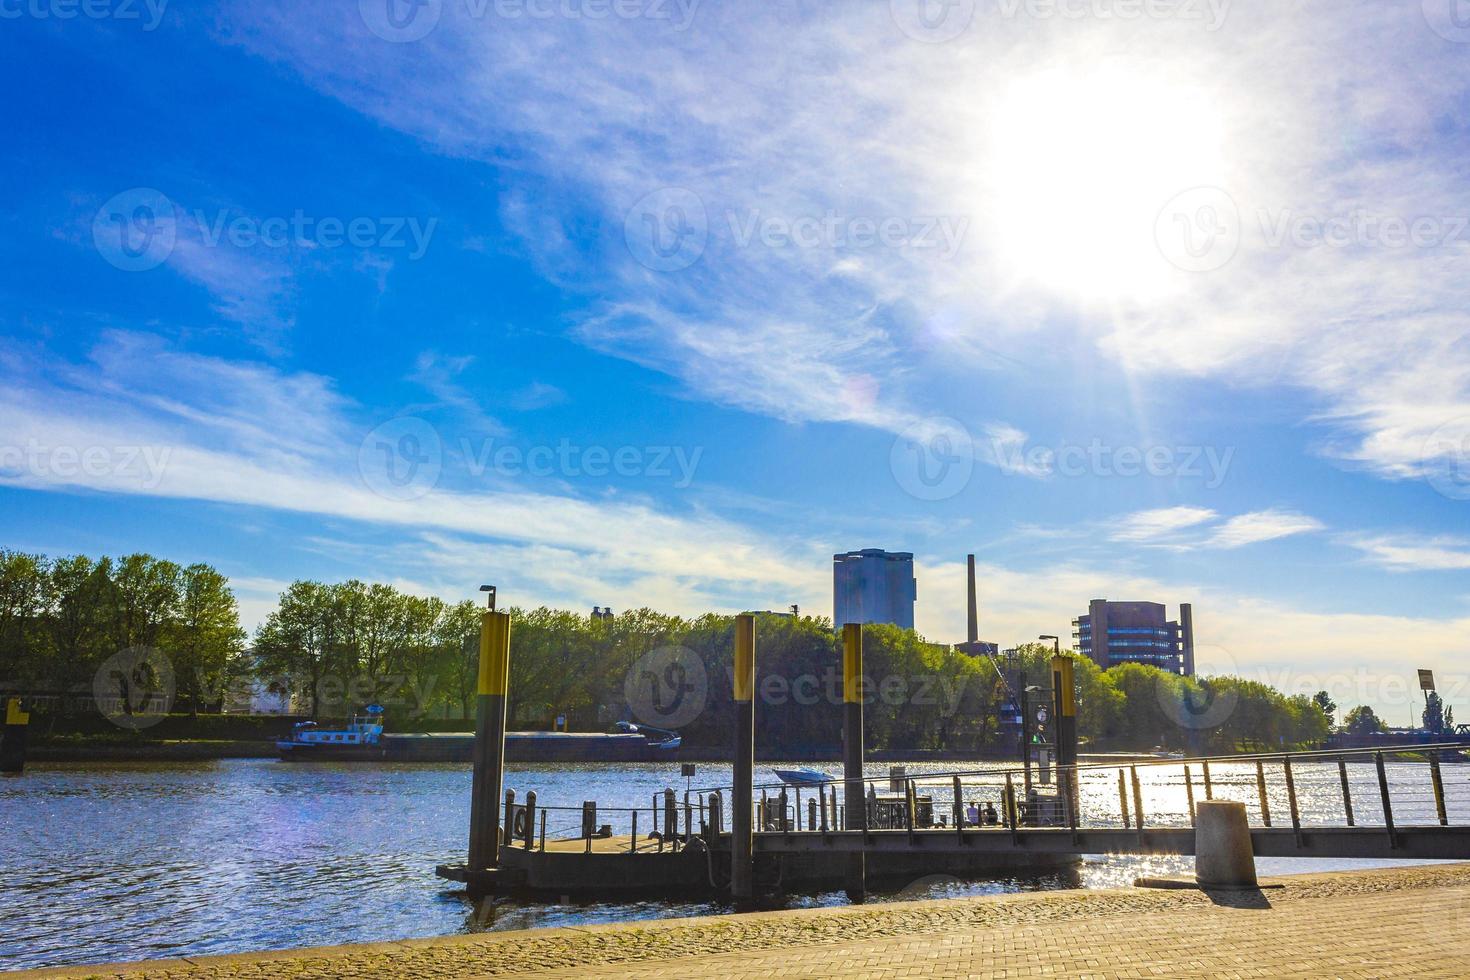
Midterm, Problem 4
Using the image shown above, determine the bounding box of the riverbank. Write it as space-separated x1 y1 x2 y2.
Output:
14 863 1469 978
22 736 1166 765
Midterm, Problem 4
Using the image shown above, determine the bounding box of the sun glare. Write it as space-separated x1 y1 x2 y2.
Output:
982 65 1229 303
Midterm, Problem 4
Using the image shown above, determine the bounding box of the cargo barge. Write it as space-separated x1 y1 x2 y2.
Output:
277 710 683 763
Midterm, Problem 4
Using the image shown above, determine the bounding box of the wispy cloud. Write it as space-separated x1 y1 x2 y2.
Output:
1346 533 1470 573
1109 506 1219 544
215 2 1470 487
1205 509 1326 549
408 350 505 435
0 333 824 607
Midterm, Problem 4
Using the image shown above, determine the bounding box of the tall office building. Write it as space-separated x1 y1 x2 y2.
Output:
833 549 917 629
1072 599 1195 676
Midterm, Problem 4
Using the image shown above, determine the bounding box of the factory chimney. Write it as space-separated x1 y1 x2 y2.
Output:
966 554 979 644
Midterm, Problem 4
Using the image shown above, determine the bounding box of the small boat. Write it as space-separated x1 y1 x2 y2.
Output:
614 720 682 750
276 705 386 760
773 766 831 786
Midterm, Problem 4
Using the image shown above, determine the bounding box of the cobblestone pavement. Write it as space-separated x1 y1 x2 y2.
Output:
15 864 1470 979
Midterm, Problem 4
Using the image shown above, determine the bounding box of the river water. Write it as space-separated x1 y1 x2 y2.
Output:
1 758 1461 971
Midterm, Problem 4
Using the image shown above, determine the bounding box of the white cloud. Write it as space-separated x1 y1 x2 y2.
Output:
1205 509 1325 549
1110 506 1219 543
0 334 826 611
1346 533 1470 573
215 2 1470 487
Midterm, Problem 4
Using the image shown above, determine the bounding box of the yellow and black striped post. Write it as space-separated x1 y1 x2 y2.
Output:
468 609 511 871
1051 655 1077 811
841 623 866 902
2 697 30 775
731 613 756 899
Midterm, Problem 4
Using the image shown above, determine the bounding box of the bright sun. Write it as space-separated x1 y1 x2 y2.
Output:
981 64 1229 303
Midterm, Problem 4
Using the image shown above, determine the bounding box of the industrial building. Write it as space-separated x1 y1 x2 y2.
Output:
832 549 917 629
1072 599 1195 675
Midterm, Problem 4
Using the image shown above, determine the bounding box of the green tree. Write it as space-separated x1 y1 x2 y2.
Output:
41 555 114 708
0 549 47 686
1344 704 1384 735
168 564 246 716
1313 690 1337 726
253 581 338 718
1423 692 1446 734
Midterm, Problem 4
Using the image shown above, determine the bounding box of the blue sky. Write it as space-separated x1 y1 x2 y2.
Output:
2 0 1469 721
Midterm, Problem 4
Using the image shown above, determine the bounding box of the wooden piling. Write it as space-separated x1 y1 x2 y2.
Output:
731 613 756 899
467 611 511 870
842 622 866 902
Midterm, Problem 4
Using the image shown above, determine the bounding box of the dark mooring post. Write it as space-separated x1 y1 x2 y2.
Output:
731 613 756 899
842 622 866 903
468 605 512 871
1 697 29 775
1051 655 1077 814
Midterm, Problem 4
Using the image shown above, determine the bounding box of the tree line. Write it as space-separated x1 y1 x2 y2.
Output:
0 549 244 715
1 550 1347 752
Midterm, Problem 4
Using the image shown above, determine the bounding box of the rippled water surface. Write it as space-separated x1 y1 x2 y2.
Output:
2 758 1461 971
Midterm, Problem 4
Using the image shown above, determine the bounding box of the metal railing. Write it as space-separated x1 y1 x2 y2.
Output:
501 745 1467 856
689 744 1468 840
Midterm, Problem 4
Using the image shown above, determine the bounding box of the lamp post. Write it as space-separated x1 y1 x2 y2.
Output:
1039 634 1060 656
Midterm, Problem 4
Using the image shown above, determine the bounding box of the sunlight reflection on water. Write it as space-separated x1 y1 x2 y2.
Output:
1 758 1460 970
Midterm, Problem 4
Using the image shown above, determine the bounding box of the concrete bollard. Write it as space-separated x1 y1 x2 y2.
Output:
1195 800 1258 889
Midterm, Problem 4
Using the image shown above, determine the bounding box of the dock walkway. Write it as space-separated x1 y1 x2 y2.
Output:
17 864 1470 979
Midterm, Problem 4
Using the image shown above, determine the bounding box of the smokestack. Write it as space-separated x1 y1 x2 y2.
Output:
966 554 978 644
